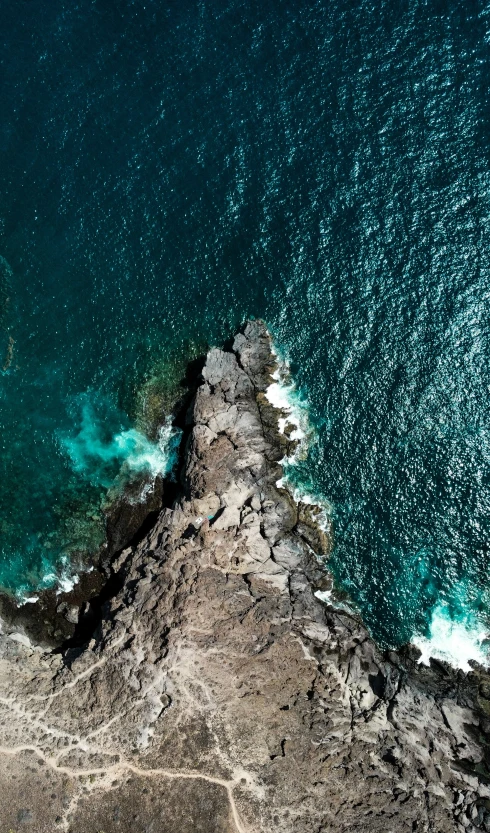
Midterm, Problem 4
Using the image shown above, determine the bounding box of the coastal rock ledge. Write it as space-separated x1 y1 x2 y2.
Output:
2 320 490 833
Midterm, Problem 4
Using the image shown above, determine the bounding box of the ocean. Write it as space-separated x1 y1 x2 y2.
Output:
1 0 490 666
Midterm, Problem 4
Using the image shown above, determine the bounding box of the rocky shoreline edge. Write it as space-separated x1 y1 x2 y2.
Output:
1 320 490 832
0 353 203 649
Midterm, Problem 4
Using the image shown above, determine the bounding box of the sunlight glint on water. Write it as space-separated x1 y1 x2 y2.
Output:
1 0 490 666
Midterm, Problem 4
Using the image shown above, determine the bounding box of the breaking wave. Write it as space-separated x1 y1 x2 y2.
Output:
267 343 333 536
268 339 490 672
413 603 490 672
62 393 181 492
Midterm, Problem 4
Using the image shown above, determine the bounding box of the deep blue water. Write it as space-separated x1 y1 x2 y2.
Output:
1 0 490 659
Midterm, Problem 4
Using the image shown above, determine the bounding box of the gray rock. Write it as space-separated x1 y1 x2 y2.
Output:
0 320 490 833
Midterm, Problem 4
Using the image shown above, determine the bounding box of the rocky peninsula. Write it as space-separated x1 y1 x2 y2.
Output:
1 320 490 832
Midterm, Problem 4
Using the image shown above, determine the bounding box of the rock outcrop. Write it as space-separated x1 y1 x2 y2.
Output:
1 320 490 832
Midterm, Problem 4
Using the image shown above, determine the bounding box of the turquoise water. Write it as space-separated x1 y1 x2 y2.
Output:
1 0 490 660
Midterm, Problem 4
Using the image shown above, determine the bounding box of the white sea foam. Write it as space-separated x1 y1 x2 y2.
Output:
265 356 308 449
18 560 83 601
118 417 181 482
265 350 310 473
63 401 182 490
315 589 333 603
56 572 79 596
290 485 333 526
16 591 41 605
266 343 333 536
126 419 183 503
44 403 183 599
314 588 355 615
412 603 489 672
267 345 489 675
266 381 306 443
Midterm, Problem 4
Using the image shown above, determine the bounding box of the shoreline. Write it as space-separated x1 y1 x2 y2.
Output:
2 320 487 675
1 320 490 831
0 353 204 649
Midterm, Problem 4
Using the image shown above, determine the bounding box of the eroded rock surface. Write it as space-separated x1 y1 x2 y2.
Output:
1 320 490 832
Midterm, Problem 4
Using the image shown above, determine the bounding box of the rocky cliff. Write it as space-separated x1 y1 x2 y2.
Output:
1 320 490 833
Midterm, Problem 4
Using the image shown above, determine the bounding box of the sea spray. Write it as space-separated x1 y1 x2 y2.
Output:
62 393 182 492
33 393 183 594
8 410 181 599
413 598 490 672
265 341 490 671
266 343 333 538
266 346 309 454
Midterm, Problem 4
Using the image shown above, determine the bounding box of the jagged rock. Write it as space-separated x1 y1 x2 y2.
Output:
104 472 165 558
296 501 331 556
1 320 490 832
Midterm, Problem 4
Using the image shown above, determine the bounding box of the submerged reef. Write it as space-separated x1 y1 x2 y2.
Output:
1 321 490 832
